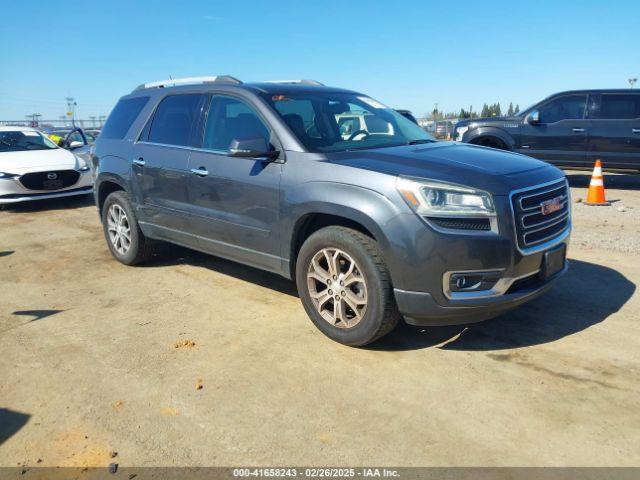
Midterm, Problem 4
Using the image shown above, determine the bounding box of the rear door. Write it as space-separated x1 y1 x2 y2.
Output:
186 94 283 272
587 93 640 169
132 93 204 234
518 94 589 167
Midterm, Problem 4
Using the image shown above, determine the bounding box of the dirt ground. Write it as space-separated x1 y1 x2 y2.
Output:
1 170 639 467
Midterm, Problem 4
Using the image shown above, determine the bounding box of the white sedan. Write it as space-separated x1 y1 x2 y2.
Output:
0 126 93 204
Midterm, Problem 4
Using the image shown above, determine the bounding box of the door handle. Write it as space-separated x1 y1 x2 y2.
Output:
632 129 640 134
190 167 209 177
132 157 145 167
572 128 585 133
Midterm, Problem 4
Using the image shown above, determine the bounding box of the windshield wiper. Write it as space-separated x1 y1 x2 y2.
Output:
406 139 435 145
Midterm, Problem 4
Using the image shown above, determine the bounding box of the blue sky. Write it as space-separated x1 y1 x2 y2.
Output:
1 0 638 120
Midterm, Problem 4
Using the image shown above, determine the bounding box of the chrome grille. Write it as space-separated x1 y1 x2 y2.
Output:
511 180 570 252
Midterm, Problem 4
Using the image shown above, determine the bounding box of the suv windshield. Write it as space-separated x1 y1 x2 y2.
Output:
0 130 58 152
262 92 435 153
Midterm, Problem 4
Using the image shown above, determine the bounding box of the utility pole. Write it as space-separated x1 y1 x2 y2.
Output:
26 113 42 127
65 96 77 127
629 78 638 89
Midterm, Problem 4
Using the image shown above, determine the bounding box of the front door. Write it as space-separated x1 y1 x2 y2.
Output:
587 93 640 169
518 94 589 167
132 93 204 234
186 94 282 272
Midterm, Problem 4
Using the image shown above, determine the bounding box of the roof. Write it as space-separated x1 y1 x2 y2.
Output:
129 76 359 97
0 126 37 132
551 89 640 96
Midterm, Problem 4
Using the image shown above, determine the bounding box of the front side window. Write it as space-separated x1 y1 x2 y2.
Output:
0 130 58 152
202 96 270 151
539 95 587 123
148 94 202 146
597 94 640 119
101 96 149 140
262 92 435 153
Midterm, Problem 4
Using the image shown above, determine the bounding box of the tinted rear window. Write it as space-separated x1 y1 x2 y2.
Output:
148 94 202 146
598 94 640 119
101 96 149 139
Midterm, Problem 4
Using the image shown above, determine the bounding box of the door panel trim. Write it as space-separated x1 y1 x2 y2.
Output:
139 221 285 275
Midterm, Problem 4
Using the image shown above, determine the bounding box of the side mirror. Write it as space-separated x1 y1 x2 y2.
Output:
68 140 84 149
228 137 279 161
527 110 540 124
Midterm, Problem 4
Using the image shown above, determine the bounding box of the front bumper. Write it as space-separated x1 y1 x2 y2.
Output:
383 179 570 326
0 171 93 204
395 262 568 326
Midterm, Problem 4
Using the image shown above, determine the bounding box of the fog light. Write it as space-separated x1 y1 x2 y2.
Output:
449 270 502 293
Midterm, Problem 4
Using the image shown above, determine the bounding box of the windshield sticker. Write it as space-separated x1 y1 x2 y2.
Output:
22 131 40 136
358 96 388 110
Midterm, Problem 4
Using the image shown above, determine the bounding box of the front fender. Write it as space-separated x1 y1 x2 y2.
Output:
94 155 132 207
282 181 410 286
465 126 516 150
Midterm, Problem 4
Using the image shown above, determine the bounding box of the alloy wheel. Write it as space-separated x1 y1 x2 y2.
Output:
306 248 368 328
106 204 131 255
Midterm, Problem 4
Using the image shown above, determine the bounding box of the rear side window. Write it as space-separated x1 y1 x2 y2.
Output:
598 95 640 119
101 96 149 139
148 94 202 146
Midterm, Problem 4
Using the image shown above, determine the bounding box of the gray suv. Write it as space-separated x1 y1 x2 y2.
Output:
93 76 570 346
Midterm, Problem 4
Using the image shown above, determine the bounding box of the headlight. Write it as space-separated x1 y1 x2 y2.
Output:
455 126 469 141
0 172 18 179
396 177 495 217
75 155 91 172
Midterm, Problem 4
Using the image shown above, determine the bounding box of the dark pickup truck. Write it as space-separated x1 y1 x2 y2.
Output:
454 89 640 171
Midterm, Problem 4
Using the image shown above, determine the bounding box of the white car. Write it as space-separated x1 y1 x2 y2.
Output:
0 126 93 205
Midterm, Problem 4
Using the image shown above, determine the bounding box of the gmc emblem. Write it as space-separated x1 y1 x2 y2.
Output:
540 196 564 215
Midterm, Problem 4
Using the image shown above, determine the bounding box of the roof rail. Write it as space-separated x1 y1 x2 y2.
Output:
133 75 242 92
264 79 325 86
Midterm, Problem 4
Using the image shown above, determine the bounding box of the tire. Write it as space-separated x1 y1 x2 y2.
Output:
101 190 153 265
475 136 508 150
295 226 400 346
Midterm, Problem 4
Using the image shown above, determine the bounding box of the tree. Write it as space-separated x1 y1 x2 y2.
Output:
507 102 514 116
514 104 520 114
481 103 489 117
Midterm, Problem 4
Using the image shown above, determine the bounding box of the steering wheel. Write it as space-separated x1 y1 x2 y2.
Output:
348 129 370 141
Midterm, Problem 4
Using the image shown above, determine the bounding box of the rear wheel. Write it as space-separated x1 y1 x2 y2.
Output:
101 190 153 265
296 226 400 346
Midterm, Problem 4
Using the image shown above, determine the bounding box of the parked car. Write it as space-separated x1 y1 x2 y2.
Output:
336 112 395 139
454 89 640 171
93 76 570 346
434 120 454 139
0 126 93 204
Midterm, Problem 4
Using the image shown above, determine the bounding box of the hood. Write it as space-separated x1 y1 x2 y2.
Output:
455 116 521 126
0 148 80 174
326 142 563 195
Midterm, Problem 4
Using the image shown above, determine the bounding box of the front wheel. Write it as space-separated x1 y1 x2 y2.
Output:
101 190 153 265
295 226 400 346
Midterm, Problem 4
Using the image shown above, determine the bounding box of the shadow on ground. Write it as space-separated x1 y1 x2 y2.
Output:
13 310 64 322
0 408 30 446
371 259 635 351
145 245 634 352
144 244 298 297
566 172 640 190
0 194 94 213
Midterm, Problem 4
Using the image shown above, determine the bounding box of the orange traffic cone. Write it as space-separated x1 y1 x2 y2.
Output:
585 160 610 206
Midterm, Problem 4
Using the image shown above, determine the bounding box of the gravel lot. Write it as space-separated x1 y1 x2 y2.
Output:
0 169 639 468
